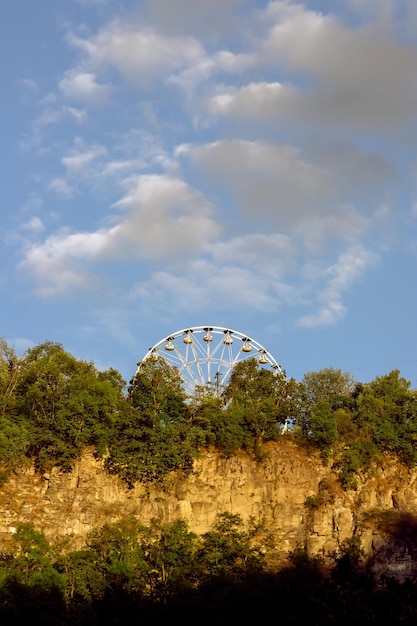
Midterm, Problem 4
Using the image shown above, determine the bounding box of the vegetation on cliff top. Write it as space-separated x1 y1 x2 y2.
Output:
0 339 416 488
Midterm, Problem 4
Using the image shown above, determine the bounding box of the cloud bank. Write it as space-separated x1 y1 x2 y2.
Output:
17 0 417 328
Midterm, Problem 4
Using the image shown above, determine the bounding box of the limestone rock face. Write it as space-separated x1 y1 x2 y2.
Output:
1 440 417 579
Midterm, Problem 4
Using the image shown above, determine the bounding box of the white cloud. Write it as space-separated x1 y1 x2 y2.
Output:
17 78 39 90
100 160 136 177
15 0 410 332
20 232 100 296
20 175 220 295
207 81 297 118
181 139 366 248
169 49 256 97
19 193 43 214
66 106 88 124
257 1 417 130
17 78 39 99
297 244 377 327
68 22 205 88
48 178 75 198
61 142 108 173
114 128 170 166
131 229 305 317
204 6 417 135
113 174 219 258
211 233 296 277
59 70 111 104
49 131 172 200
214 50 255 73
167 57 216 97
183 139 331 214
57 0 417 137
19 104 86 152
133 264 282 315
21 217 45 234
144 0 245 39
61 6 258 111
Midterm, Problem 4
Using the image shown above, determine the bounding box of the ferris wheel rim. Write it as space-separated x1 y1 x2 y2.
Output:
136 326 283 396
141 326 281 367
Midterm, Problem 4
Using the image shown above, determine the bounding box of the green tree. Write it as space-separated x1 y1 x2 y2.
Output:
199 512 264 579
107 359 195 485
223 359 291 451
334 371 417 487
86 517 149 597
295 368 355 444
15 342 124 471
141 519 200 601
105 403 195 486
308 399 338 454
354 370 417 466
56 549 108 604
128 357 187 426
2 524 64 592
0 339 22 419
0 417 29 480
188 392 223 448
0 340 29 477
300 368 356 407
206 403 246 456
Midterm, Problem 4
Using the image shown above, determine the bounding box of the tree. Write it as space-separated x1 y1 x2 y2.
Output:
299 368 355 408
354 371 417 466
84 517 201 603
334 371 417 486
15 342 125 471
367 370 416 426
56 549 108 605
188 392 224 448
0 341 29 475
105 404 195 486
107 360 195 486
4 524 64 592
0 339 22 419
128 357 187 427
86 518 148 596
222 359 291 450
295 368 355 439
141 519 200 601
307 400 338 454
199 512 264 579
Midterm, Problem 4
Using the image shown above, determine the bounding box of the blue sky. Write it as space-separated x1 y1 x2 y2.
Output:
1 0 417 387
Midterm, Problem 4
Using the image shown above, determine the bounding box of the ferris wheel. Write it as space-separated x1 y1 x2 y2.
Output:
136 326 283 396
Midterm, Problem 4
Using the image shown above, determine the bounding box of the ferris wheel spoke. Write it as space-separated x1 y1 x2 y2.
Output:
187 339 207 387
219 348 242 385
214 343 232 384
136 326 282 396
174 342 206 388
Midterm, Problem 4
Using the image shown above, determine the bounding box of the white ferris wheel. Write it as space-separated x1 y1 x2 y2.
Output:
136 326 283 396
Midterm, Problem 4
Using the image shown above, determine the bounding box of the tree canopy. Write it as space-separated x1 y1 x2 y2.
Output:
0 338 415 489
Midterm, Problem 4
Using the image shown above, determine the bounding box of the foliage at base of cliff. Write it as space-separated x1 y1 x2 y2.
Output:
1 516 417 626
0 339 416 489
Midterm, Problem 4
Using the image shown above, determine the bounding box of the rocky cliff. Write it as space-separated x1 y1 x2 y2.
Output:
1 439 417 580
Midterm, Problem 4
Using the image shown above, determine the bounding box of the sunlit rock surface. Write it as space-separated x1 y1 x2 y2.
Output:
1 440 417 581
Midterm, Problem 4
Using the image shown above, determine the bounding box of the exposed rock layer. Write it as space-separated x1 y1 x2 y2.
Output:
1 440 416 580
